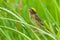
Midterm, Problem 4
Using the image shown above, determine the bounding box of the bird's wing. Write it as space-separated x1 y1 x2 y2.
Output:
35 14 43 25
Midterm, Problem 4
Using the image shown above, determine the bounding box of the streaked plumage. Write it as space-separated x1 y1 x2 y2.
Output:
29 8 43 27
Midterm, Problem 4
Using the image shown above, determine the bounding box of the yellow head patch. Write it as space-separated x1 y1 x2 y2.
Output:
31 8 36 12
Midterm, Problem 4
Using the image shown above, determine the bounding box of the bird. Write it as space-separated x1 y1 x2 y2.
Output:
29 7 49 32
29 8 43 27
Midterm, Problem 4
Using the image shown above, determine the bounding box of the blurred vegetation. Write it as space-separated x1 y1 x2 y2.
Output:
0 0 60 40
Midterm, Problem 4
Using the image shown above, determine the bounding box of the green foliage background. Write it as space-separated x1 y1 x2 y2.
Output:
0 0 60 40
